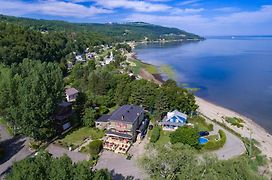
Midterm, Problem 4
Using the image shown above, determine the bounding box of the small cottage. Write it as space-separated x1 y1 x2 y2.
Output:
65 88 79 102
160 110 187 131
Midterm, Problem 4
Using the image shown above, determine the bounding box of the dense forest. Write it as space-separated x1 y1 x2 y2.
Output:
0 14 202 42
0 21 109 65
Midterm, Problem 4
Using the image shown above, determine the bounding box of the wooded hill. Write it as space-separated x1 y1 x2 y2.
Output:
0 14 202 42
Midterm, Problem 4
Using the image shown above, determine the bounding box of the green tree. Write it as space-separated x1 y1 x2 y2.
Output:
82 108 97 127
6 152 112 180
170 126 200 149
0 60 64 139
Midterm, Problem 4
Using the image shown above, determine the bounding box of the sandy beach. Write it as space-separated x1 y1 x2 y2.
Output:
195 96 272 159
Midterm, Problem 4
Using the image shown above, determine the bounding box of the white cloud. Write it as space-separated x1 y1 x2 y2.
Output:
171 8 204 15
126 5 272 35
214 7 241 13
0 0 113 18
90 0 171 12
178 0 200 6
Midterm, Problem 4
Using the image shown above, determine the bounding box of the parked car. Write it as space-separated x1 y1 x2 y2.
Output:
199 131 209 137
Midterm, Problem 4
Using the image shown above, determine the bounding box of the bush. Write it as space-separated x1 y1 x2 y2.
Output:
203 130 226 150
83 140 103 156
29 140 44 150
150 126 161 143
170 126 200 149
226 117 244 128
208 124 214 131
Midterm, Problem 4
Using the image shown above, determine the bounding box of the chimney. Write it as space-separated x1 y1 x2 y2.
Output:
121 115 124 120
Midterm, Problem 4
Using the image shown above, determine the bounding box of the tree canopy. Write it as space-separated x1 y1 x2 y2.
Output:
0 60 63 139
6 152 111 180
140 143 263 180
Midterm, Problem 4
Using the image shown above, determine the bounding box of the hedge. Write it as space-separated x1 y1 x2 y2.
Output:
150 126 161 143
203 130 226 150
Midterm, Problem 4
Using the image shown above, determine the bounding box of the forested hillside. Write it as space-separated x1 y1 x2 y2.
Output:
0 22 110 65
0 14 202 42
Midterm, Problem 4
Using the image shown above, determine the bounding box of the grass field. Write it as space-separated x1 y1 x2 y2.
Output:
129 59 159 75
57 127 105 148
156 130 171 146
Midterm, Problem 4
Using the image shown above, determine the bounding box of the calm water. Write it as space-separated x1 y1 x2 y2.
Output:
135 37 272 133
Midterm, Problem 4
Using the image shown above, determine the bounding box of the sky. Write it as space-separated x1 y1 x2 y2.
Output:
0 0 272 36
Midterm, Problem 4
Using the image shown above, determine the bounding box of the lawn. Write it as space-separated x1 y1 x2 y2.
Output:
188 116 213 132
57 127 105 149
129 59 159 75
156 130 171 146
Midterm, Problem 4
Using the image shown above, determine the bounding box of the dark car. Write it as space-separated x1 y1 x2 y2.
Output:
199 131 209 137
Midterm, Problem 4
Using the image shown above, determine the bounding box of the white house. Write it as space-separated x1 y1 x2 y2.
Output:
160 110 187 131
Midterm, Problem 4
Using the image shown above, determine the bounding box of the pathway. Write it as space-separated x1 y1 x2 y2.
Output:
73 138 92 152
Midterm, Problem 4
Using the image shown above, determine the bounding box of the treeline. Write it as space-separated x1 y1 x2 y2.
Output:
0 21 110 65
0 14 203 42
6 152 111 180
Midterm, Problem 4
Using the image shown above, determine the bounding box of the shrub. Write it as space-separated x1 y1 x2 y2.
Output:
208 124 214 131
203 130 226 150
150 126 161 143
84 140 103 156
170 126 200 149
226 117 244 128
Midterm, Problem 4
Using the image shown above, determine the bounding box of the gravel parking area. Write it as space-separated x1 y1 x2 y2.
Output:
95 151 147 180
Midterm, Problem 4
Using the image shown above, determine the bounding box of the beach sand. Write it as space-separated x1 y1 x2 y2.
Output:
195 96 272 159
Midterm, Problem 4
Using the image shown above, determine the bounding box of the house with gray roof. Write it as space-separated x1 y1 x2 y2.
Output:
95 105 145 142
65 88 79 102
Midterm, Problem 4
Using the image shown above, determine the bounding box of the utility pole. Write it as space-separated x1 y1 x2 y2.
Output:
249 130 253 158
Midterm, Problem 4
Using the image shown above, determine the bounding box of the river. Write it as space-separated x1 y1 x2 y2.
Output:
135 36 272 133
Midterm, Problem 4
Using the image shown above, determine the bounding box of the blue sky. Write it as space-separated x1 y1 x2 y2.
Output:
0 0 272 35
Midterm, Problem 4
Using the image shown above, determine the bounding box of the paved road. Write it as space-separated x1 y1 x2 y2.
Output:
206 120 246 160
47 144 89 163
0 125 32 178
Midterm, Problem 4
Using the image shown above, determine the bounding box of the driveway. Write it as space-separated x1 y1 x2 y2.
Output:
95 151 147 180
206 119 246 160
0 132 32 178
95 137 149 180
47 144 89 163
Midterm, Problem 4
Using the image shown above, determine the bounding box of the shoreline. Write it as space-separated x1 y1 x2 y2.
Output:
130 46 272 160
